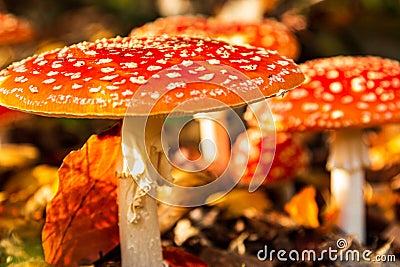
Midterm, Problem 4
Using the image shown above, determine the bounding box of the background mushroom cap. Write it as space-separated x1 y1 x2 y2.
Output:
231 128 309 186
268 56 400 132
130 15 300 60
0 13 35 45
130 15 208 37
0 35 304 119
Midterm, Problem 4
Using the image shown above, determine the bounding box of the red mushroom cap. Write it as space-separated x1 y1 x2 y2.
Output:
130 15 209 37
0 13 35 45
130 15 300 60
231 128 309 185
268 56 400 132
0 36 304 118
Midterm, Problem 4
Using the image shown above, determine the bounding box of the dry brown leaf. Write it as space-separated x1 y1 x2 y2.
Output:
42 123 121 266
284 186 320 228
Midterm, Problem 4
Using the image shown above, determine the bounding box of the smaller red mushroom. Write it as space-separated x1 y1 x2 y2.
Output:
231 129 309 186
231 127 309 205
261 56 400 243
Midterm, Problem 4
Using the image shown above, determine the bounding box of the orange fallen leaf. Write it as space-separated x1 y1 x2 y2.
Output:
284 186 320 228
42 123 121 266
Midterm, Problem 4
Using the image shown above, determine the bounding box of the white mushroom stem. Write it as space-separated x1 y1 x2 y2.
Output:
118 116 172 267
156 0 193 16
217 0 265 22
326 128 370 243
195 110 230 176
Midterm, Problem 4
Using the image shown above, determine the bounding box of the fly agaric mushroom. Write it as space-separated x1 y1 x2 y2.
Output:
0 13 35 45
0 35 304 266
261 56 400 243
130 15 301 176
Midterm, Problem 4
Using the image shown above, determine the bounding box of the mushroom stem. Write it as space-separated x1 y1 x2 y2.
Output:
118 116 171 267
327 128 369 243
217 0 265 22
118 179 162 266
195 110 230 176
